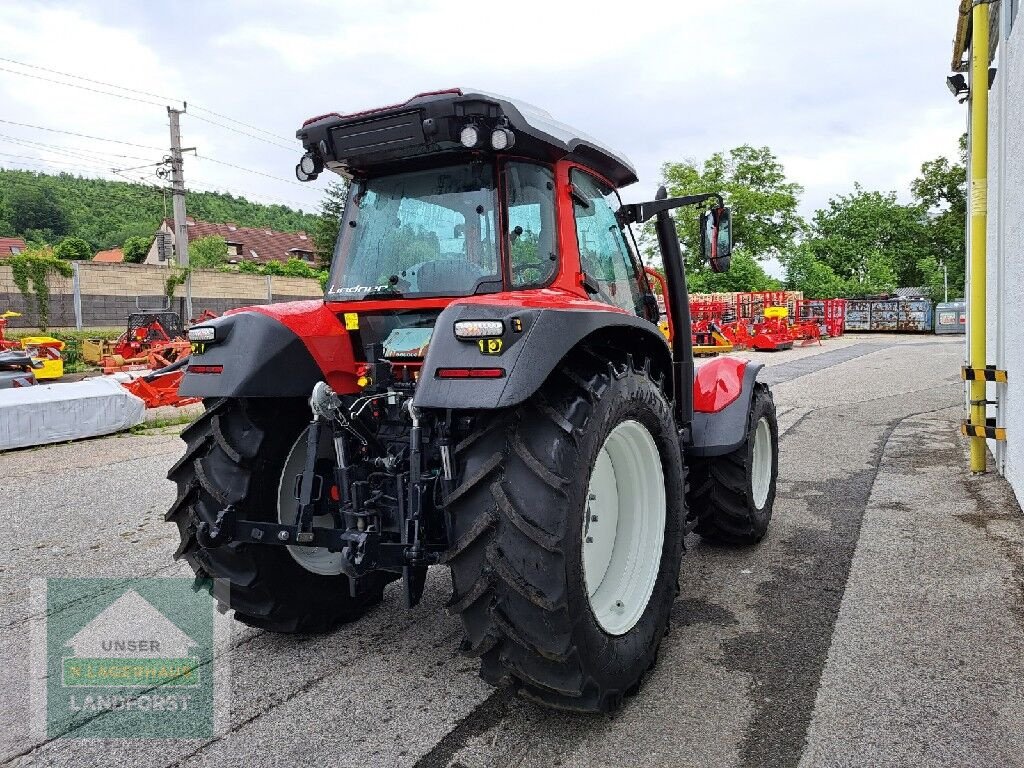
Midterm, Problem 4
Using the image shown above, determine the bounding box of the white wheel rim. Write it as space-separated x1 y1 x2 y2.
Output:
277 425 345 576
582 420 666 636
751 417 772 510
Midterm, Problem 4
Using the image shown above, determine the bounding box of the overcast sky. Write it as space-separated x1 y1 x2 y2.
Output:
0 1 964 229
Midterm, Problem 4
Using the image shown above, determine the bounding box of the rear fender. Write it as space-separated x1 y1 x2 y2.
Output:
413 302 671 410
179 303 358 398
688 357 764 457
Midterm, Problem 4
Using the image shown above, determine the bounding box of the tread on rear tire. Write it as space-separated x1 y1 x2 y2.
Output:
165 397 386 633
443 351 686 713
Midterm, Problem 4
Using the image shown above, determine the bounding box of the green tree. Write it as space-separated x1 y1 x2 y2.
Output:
689 250 780 293
188 235 228 268
122 235 152 264
53 236 92 261
911 135 966 300
783 243 847 298
916 254 949 303
804 185 928 290
313 181 348 268
5 182 68 241
660 145 803 290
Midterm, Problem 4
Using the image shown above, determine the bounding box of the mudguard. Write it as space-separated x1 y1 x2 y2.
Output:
179 307 358 398
413 301 671 410
687 357 764 457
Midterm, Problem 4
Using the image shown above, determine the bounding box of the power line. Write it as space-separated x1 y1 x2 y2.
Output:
111 160 166 173
0 159 123 177
188 178 315 210
0 151 115 173
0 134 155 161
193 153 306 186
0 55 180 102
189 105 293 144
188 112 295 152
0 55 293 145
0 64 168 108
0 134 156 164
1 127 305 200
0 118 164 150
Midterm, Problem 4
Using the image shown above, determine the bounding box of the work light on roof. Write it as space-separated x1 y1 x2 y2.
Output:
459 125 480 148
299 153 318 175
490 128 515 151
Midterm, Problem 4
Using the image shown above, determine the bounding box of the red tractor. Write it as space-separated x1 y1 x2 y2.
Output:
169 90 779 712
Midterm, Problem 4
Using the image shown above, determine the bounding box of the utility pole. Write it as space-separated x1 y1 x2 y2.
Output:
168 104 195 319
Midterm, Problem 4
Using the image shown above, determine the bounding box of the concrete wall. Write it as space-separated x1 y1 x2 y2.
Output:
985 9 1023 504
0 262 322 328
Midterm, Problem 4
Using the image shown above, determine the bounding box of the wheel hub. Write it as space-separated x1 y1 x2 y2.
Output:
278 425 345 576
582 420 666 636
751 416 772 510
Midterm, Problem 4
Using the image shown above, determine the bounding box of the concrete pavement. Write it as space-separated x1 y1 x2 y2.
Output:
1 334 1022 768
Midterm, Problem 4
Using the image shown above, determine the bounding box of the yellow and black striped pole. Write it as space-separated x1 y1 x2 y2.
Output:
968 0 990 472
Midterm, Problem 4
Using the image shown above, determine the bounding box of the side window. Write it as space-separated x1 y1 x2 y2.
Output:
505 162 557 287
570 169 644 315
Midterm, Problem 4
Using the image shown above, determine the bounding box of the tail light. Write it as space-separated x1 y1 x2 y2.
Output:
435 367 505 379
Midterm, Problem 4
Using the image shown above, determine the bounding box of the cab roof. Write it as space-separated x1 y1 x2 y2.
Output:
296 89 638 188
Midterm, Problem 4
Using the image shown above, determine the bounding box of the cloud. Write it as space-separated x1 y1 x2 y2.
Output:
0 0 967 224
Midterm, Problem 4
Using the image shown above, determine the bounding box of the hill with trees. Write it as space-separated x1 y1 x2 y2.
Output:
0 168 321 252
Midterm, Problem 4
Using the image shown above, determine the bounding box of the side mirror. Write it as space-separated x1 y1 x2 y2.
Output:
700 206 733 273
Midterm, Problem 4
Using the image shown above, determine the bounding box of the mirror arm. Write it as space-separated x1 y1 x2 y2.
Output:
617 192 724 226
653 207 693 431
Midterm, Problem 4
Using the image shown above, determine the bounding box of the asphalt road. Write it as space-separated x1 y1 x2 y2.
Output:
2 334 1022 768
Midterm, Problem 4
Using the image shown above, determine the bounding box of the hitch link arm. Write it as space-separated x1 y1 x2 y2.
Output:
294 416 323 543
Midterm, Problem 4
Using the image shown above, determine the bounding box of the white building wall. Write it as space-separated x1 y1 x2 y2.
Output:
987 8 1023 504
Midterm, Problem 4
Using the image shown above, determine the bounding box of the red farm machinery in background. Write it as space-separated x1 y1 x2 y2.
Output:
681 292 846 353
80 304 220 408
795 299 847 339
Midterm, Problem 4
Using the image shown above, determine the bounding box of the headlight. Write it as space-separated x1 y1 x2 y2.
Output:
188 326 216 343
460 125 480 148
490 128 515 151
454 319 504 339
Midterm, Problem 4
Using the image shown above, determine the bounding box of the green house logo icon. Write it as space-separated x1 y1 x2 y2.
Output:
62 590 200 688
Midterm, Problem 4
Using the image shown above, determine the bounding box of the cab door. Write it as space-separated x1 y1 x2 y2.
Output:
569 168 652 318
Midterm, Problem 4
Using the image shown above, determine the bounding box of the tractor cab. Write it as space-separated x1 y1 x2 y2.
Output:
296 90 649 312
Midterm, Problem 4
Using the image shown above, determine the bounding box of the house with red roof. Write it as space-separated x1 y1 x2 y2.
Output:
0 237 27 257
92 248 124 263
144 219 316 266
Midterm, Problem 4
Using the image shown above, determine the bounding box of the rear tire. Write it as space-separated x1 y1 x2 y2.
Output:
443 352 686 713
689 383 778 544
165 398 386 632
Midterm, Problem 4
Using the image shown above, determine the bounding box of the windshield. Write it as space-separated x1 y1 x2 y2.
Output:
327 164 500 300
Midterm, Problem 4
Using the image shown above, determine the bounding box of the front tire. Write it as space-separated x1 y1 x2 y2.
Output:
443 353 686 712
165 398 386 632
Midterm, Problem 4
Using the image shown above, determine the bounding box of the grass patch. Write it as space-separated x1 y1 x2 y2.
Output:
129 412 196 434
